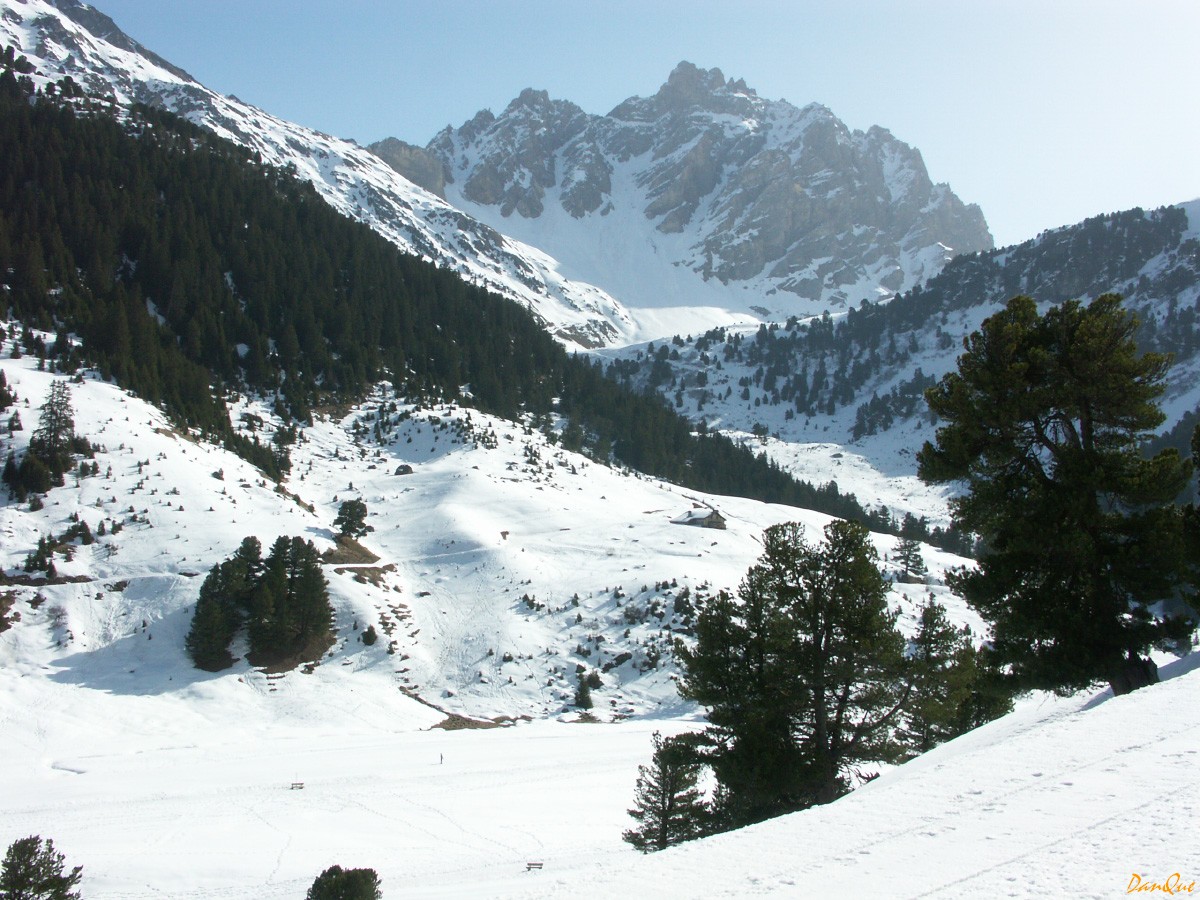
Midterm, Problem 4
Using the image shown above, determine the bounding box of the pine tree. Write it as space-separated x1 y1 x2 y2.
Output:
893 536 927 582
677 520 910 826
0 835 82 900
305 865 381 900
572 670 593 709
333 499 369 538
900 599 1010 754
185 584 235 671
623 732 708 852
184 536 263 670
283 536 331 645
919 295 1194 695
0 370 13 411
29 380 75 478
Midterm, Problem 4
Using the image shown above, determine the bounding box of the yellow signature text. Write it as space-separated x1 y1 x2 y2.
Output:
1128 873 1196 895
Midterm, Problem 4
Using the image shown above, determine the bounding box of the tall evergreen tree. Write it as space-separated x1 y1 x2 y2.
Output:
185 584 236 671
899 599 1010 754
184 536 262 670
893 536 928 582
677 520 910 827
28 380 75 480
919 295 1194 695
623 732 708 852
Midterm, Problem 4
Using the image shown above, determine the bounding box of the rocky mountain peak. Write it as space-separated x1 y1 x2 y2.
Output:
428 63 993 319
658 61 729 106
507 86 553 113
610 61 760 123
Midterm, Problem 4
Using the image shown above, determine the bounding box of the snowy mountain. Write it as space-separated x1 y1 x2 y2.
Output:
0 0 637 348
2 5 1198 897
420 62 992 336
0 3 996 351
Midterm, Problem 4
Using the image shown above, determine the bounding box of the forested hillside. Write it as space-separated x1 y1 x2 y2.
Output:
605 205 1200 451
0 56 882 525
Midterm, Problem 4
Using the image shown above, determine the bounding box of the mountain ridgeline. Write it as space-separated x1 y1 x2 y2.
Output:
403 61 993 319
0 60 887 526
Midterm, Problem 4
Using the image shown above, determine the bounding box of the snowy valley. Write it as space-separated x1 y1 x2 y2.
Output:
0 1 1199 898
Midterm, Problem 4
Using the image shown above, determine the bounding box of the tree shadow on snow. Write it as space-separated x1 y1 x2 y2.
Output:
47 602 233 696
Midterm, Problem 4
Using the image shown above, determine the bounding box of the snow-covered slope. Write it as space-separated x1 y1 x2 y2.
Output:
0 332 973 724
422 62 992 339
508 658 1200 900
0 0 636 348
3 342 1196 898
2 360 1194 899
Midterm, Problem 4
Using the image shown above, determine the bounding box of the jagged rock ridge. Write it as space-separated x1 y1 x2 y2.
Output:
425 62 994 319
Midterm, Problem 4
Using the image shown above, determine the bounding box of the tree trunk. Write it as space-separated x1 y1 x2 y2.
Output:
1107 655 1159 696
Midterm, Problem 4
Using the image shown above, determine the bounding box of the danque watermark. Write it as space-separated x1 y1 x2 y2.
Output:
1127 873 1196 895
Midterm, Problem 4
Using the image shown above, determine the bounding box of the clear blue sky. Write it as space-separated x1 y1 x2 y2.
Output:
95 0 1199 248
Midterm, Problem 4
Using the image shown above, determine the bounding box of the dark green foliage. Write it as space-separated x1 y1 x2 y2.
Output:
1183 424 1200 616
573 670 593 709
0 835 82 900
677 520 909 828
919 294 1194 696
186 587 237 671
186 536 261 669
28 381 76 477
334 499 369 538
893 536 927 581
901 599 1011 754
305 865 382 900
3 381 82 498
248 536 331 663
0 370 13 411
623 731 709 852
0 66 886 522
1147 409 1200 504
7 453 52 498
185 535 331 669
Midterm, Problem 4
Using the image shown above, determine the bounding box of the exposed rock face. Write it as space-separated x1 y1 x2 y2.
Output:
367 137 446 198
426 62 994 310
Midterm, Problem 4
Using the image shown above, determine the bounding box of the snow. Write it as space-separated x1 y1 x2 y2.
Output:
2 339 1196 897
1 4 1198 895
511 657 1200 899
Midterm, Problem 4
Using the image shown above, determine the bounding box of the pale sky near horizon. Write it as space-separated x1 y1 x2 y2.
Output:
93 0 1199 248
